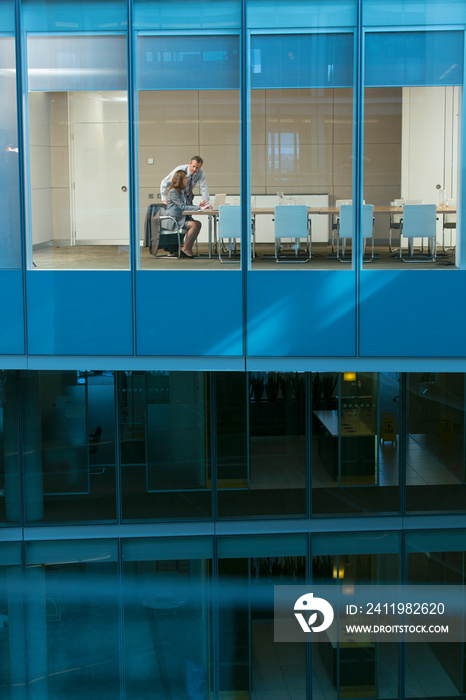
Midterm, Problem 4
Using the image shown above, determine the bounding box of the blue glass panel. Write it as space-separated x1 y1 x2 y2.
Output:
134 0 240 30
136 271 243 356
26 271 133 355
0 543 24 699
0 0 15 32
247 271 356 357
0 38 21 268
0 271 24 354
26 540 119 700
138 35 239 90
27 35 127 91
313 532 401 555
22 0 127 31
251 34 353 89
363 0 466 27
248 0 356 29
365 31 464 87
359 270 466 357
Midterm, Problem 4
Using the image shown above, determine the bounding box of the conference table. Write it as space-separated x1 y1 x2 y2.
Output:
186 206 457 259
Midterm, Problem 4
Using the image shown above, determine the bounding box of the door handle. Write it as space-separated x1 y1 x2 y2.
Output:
121 186 128 192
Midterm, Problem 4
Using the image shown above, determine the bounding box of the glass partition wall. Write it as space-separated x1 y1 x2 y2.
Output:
250 32 354 267
0 31 21 269
136 30 241 269
363 31 463 268
26 31 130 270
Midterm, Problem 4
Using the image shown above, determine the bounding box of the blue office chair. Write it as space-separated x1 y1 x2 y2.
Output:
218 205 241 263
273 205 311 263
400 204 437 262
336 204 374 261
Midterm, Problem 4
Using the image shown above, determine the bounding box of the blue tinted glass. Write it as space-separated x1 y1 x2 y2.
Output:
251 34 353 89
134 0 240 30
248 0 356 29
0 543 24 700
363 0 466 27
138 35 239 90
0 38 21 268
27 35 127 91
365 31 464 87
26 540 119 700
0 0 15 31
22 0 127 31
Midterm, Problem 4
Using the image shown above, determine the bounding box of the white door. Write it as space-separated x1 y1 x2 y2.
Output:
72 121 129 243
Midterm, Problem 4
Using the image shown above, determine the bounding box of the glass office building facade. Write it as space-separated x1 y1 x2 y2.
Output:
3 0 466 698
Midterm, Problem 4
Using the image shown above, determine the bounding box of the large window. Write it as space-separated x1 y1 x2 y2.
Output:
406 373 466 514
119 371 212 520
250 32 354 267
0 29 21 269
25 540 119 700
20 370 117 524
312 371 401 515
363 31 463 268
26 31 129 270
135 5 241 269
122 537 213 700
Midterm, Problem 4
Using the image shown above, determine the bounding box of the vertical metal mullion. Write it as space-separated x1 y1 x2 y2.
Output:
307 531 312 700
127 0 137 355
306 372 312 518
212 535 219 700
400 372 408 700
210 372 218 522
354 0 364 357
400 372 407 518
18 367 30 700
117 537 126 700
240 0 249 363
114 371 123 525
15 0 28 351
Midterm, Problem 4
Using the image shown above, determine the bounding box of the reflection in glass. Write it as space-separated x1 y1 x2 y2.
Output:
27 35 129 270
407 531 466 698
26 541 119 700
250 32 354 268
313 533 400 700
312 372 400 515
21 370 116 524
0 38 21 268
122 538 212 700
407 373 466 513
120 371 212 520
0 543 24 700
218 535 307 698
363 32 463 268
0 371 20 525
218 372 306 517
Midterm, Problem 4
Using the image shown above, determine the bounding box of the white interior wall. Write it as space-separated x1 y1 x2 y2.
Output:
29 92 53 246
402 86 459 204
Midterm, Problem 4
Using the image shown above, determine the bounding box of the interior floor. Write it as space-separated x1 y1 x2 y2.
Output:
32 244 457 271
252 621 461 699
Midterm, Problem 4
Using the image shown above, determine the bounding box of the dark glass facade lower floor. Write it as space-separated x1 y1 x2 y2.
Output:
1 369 466 699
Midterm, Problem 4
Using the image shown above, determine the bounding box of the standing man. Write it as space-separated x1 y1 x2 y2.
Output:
160 156 210 206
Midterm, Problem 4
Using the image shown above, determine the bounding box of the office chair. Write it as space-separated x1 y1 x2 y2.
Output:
273 205 311 263
400 204 437 262
336 204 374 261
389 199 423 257
218 205 241 263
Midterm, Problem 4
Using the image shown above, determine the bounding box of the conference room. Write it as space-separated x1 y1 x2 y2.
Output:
20 16 463 271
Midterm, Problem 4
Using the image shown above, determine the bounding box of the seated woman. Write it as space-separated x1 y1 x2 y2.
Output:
163 169 211 258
